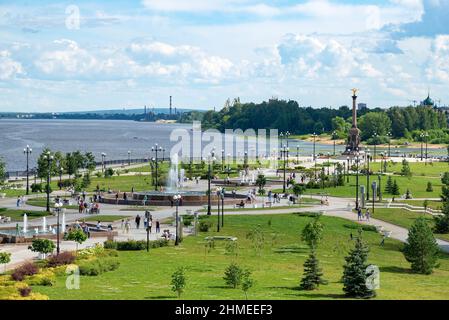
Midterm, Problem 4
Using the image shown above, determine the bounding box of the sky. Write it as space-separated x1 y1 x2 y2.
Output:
0 0 448 112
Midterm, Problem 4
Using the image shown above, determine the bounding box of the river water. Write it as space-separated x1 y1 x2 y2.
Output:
0 119 445 172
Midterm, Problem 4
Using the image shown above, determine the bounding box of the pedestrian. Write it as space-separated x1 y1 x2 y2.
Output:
135 214 141 229
16 196 21 207
143 195 148 206
116 193 119 204
148 219 152 234
144 216 148 229
350 232 353 241
124 192 128 204
357 208 362 221
366 209 371 222
125 219 130 234
156 220 160 233
121 219 125 231
380 234 386 246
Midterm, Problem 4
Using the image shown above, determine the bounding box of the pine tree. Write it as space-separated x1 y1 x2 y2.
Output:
404 217 440 274
385 176 393 194
299 249 327 290
391 180 400 196
434 185 449 233
400 159 412 178
342 230 376 298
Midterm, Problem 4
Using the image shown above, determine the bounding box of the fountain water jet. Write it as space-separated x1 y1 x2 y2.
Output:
23 214 28 234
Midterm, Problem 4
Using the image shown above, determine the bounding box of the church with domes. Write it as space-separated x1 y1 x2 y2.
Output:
421 93 434 107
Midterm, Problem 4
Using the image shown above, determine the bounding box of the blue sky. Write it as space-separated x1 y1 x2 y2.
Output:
0 0 448 112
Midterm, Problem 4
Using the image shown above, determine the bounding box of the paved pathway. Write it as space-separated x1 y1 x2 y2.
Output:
2 191 449 271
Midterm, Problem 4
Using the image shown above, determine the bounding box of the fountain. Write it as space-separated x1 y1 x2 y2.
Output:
23 213 28 234
167 153 180 191
42 217 47 233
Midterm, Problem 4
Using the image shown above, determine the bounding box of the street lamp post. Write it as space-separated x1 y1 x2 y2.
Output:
355 151 360 211
128 151 131 166
206 152 216 216
296 145 300 164
280 145 289 193
44 152 54 212
58 164 64 190
346 156 350 183
424 132 429 165
221 149 225 171
285 131 291 148
54 202 63 255
216 187 222 232
101 153 107 173
24 145 32 195
366 152 370 201
332 131 337 156
387 132 392 157
372 132 378 162
312 133 317 179
173 194 181 246
151 144 163 191
327 152 330 176
221 188 225 228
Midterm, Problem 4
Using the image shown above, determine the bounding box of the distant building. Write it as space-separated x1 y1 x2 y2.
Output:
357 103 367 111
421 93 434 107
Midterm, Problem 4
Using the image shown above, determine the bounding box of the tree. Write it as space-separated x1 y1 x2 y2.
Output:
255 174 267 195
359 112 392 141
241 270 254 299
400 159 412 178
434 185 449 233
292 183 306 200
391 180 400 197
403 217 440 274
342 230 376 298
171 267 186 299
426 182 433 192
385 176 393 194
65 229 87 251
0 251 11 273
223 263 245 289
28 239 55 259
301 217 324 249
442 172 449 186
37 148 58 180
299 248 327 290
0 158 6 185
246 225 264 256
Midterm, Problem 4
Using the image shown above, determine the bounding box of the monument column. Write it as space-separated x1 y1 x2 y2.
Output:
352 92 357 128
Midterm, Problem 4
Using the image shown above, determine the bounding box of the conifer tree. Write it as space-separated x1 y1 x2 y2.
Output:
404 217 440 274
385 176 393 194
299 249 327 290
435 185 449 233
342 230 376 298
391 180 400 196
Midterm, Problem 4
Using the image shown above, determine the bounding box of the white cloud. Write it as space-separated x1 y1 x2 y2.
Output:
425 35 449 82
0 50 24 80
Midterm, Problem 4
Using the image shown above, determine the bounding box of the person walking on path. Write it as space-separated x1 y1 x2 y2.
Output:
365 208 371 222
125 219 130 234
135 214 141 229
156 220 160 233
148 219 152 234
357 207 362 221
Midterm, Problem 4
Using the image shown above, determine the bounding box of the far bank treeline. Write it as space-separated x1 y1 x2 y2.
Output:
180 98 449 145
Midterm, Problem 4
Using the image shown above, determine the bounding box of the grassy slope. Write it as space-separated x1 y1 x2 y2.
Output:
33 214 449 300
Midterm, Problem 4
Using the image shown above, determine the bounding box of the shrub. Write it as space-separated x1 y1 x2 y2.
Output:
11 263 39 281
30 183 43 193
103 239 169 251
18 286 32 297
223 263 244 289
65 229 88 251
47 252 76 267
171 267 187 299
78 257 120 276
28 239 55 256
199 221 212 232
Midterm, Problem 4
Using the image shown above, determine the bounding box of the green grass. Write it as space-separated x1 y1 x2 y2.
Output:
26 198 78 210
88 175 154 192
32 213 449 300
0 208 50 221
83 215 129 222
370 161 449 177
303 174 442 198
371 208 449 242
398 200 442 210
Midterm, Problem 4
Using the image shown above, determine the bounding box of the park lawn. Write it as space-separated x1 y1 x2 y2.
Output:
370 161 449 177
33 213 449 300
371 208 449 242
0 208 50 221
398 200 442 210
26 198 78 210
88 174 154 193
304 174 443 198
83 215 128 222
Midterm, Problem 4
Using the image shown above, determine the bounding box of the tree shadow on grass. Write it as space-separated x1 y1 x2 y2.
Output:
145 295 174 300
207 285 234 289
379 266 411 274
289 292 347 299
273 244 309 254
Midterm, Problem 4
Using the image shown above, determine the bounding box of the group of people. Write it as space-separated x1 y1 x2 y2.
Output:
121 211 161 234
357 207 371 222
